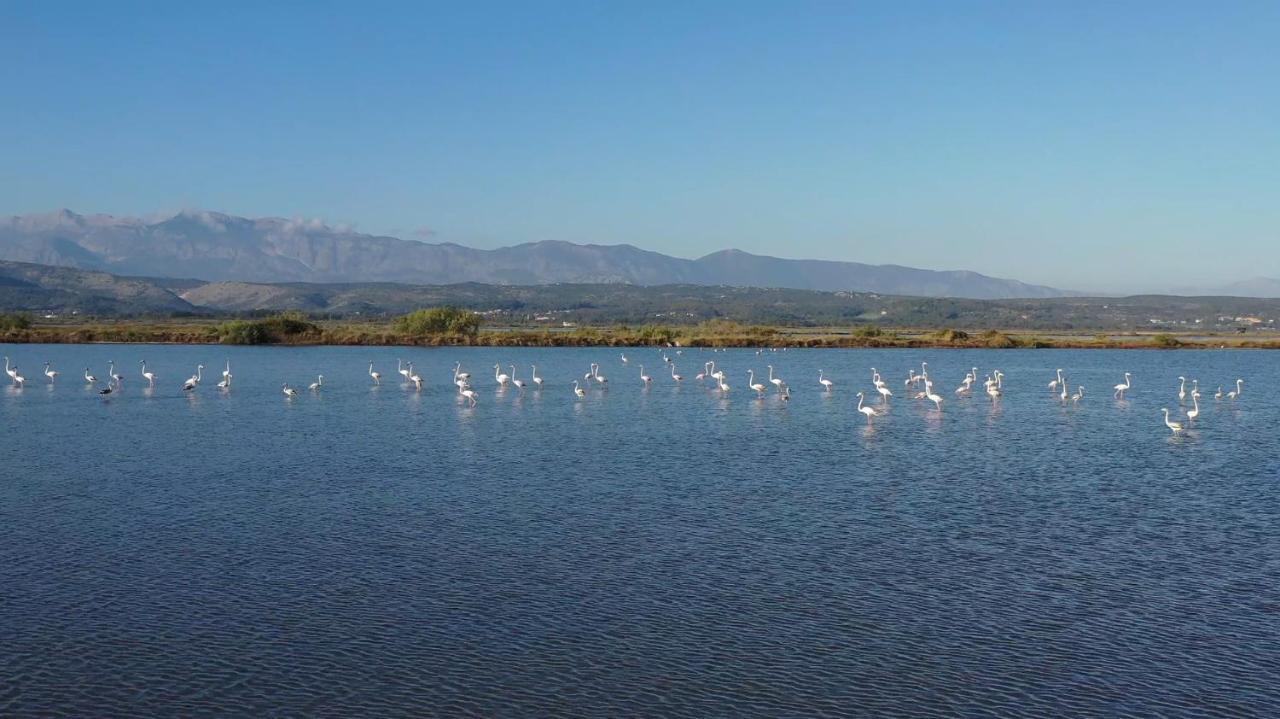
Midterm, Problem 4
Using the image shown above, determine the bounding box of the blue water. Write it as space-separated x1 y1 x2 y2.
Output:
3 344 1278 717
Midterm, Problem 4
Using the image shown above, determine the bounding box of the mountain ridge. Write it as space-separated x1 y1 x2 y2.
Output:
0 209 1072 299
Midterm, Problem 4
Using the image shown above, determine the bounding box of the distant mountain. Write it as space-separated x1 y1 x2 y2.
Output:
1198 278 1280 299
0 209 1070 299
0 261 197 315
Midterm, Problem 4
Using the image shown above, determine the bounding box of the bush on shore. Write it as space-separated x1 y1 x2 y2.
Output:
218 312 321 344
393 307 481 336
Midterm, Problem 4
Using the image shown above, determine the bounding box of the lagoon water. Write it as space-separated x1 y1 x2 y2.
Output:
3 344 1279 717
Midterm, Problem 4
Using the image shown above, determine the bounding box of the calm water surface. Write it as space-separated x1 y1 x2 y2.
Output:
3 344 1279 717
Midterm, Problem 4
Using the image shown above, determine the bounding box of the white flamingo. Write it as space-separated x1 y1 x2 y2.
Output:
85 368 99 384
1214 385 1223 400
510 365 526 391
139 358 156 386
407 363 423 391
11 366 25 387
1113 372 1132 399
139 360 156 387
925 385 943 411
593 363 608 386
217 373 231 390
1049 368 1063 391
818 370 834 392
639 365 652 384
696 362 709 381
857 392 878 423
3 356 16 382
748 370 766 396
1227 378 1243 400
620 353 629 364
670 364 682 382
877 383 893 401
717 374 730 392
531 364 544 389
1177 376 1187 401
460 387 478 406
1191 380 1200 400
1071 386 1084 403
282 383 297 397
398 359 411 381
43 362 58 382
182 364 204 392
573 380 586 398
109 360 124 385
1059 380 1069 402
453 362 470 383
768 365 785 391
1186 395 1200 423
494 363 510 387
222 360 232 382
309 374 324 391
1161 408 1184 434
369 362 381 385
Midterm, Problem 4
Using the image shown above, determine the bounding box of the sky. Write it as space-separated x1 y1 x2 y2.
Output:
1 1 1277 293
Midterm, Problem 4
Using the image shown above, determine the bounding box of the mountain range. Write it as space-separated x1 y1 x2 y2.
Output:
0 209 1071 299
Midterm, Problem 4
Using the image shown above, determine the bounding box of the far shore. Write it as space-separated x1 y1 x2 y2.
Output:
3 320 1278 350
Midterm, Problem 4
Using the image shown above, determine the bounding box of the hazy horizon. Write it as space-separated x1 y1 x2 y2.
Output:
3 3 1277 294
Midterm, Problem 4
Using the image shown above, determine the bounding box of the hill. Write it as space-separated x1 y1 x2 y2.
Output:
0 209 1068 299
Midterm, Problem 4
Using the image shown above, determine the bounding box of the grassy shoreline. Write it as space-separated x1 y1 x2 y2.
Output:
3 320 1278 350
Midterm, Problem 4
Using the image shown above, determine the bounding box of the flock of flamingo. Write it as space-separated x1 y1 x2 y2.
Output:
3 351 1245 434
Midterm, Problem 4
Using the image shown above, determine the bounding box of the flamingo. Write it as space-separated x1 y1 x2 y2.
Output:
593 363 608 386
905 369 918 387
369 362 381 385
768 365 785 391
1161 408 1184 434
856 392 878 423
309 375 324 391
1190 380 1200 400
1215 385 1223 400
639 365 652 384
109 360 124 385
182 364 204 392
1177 376 1186 401
510 365 526 391
408 363 423 391
1186 395 1200 423
871 368 885 389
1113 372 1132 399
398 359 411 381
84 368 98 384
818 370 834 392
494 363 510 387
1059 380 1068 403
877 383 893 402
98 380 114 397
531 364 544 389
282 383 297 397
696 362 709 381
43 362 59 382
3 356 16 382
716 375 730 392
221 360 232 383
1071 386 1084 403
453 362 470 383
1227 378 1243 400
460 387 478 406
573 380 586 398
670 364 683 382
925 385 944 411
217 373 231 390
986 372 1003 398
139 360 156 387
1049 369 1063 391
620 353 629 364
748 370 766 396
11 367 25 387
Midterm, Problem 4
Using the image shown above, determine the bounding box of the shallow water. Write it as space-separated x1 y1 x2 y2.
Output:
3 344 1278 717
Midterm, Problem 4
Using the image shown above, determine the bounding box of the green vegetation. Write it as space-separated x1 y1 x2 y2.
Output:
217 312 321 344
392 307 481 337
1151 333 1182 348
0 313 32 331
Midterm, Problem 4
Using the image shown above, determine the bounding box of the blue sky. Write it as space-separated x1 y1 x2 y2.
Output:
2 2 1277 292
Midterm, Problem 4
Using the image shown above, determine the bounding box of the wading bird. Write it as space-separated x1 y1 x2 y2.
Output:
857 392 878 423
1161 408 1184 435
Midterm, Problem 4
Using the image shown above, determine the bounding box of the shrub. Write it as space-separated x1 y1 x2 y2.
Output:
218 313 321 344
0 313 32 331
1151 333 1182 348
934 328 970 343
393 307 481 336
853 325 883 338
982 330 1016 348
